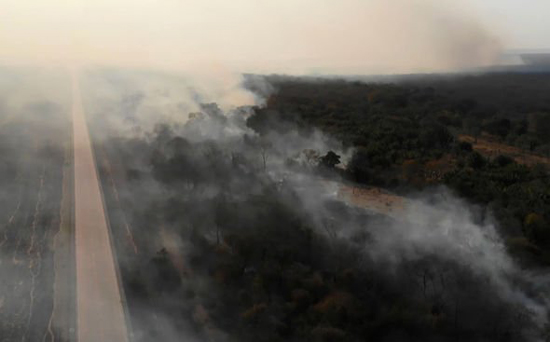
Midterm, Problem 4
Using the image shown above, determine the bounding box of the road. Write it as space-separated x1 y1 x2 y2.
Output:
72 71 129 342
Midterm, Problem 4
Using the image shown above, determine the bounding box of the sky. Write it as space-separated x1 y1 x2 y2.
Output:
0 0 548 74
469 0 549 49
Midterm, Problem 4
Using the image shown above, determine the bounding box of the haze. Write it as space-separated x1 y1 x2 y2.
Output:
3 0 543 74
1 1 550 341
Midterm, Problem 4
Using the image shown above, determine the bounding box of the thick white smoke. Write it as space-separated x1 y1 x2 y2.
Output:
0 0 503 110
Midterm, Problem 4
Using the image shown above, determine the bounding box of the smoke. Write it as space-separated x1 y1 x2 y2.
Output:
366 190 549 326
78 70 549 341
1 64 548 340
0 0 502 76
2 1 544 340
0 68 71 341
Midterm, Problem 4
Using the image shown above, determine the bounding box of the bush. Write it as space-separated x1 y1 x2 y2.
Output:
467 152 486 170
493 155 515 167
524 213 550 245
458 141 473 152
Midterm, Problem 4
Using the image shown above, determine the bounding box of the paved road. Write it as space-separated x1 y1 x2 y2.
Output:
72 71 128 342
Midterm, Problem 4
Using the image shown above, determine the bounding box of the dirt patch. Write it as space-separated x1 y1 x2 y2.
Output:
459 134 550 168
159 227 193 278
338 184 406 215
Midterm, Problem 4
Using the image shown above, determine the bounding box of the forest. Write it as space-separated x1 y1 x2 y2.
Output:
248 72 550 266
86 70 550 342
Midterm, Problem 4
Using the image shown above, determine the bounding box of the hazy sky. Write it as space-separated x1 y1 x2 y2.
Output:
0 0 548 73
469 0 549 49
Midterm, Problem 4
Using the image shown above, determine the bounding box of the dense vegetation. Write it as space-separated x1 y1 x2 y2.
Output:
248 72 550 266
86 70 550 342
102 129 540 342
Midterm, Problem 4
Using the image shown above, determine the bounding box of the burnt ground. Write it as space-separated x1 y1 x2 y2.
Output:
0 70 73 342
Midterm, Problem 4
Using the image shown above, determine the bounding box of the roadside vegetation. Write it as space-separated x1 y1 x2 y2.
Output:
90 71 550 341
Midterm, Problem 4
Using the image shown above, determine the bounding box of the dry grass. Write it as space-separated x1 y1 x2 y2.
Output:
338 184 405 215
459 134 550 168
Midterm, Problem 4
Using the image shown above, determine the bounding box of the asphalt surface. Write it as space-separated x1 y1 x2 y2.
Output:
72 71 129 342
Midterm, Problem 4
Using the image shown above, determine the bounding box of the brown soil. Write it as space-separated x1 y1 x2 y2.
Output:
338 184 405 215
459 134 550 168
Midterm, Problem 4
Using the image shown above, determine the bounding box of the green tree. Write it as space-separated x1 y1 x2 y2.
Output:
467 152 486 170
463 118 482 143
319 151 341 168
524 213 550 245
532 112 550 143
